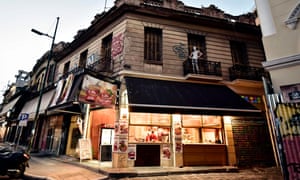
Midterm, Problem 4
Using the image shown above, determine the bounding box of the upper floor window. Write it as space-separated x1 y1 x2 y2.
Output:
230 41 248 65
47 64 55 84
101 34 113 71
79 50 88 68
63 61 70 75
188 34 206 59
144 27 162 64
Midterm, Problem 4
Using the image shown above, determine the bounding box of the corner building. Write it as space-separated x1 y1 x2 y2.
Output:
47 0 275 168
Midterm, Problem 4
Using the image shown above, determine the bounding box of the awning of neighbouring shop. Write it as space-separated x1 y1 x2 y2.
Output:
0 96 21 117
19 89 55 120
125 77 261 116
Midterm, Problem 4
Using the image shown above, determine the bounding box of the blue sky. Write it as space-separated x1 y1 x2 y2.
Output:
0 0 255 101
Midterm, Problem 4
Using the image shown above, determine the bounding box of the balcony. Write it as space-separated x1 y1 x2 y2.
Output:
229 64 267 81
86 56 113 73
183 59 222 80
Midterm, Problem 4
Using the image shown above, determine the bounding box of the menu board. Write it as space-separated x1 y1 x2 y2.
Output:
130 113 151 124
79 138 92 161
182 115 202 127
130 113 171 125
151 113 171 125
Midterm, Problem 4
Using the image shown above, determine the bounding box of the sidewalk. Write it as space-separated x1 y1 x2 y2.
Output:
0 143 282 179
47 154 239 179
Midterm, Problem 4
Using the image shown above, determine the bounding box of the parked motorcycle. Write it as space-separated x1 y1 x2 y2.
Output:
0 148 30 178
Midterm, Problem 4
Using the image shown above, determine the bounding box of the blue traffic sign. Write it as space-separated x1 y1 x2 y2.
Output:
19 113 29 121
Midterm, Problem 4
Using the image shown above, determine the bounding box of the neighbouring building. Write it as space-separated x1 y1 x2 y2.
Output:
255 0 300 179
0 70 29 143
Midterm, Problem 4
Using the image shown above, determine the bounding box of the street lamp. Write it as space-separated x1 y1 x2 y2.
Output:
27 17 60 153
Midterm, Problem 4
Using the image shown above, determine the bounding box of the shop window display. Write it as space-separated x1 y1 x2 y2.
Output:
182 115 223 144
129 113 171 143
129 126 170 143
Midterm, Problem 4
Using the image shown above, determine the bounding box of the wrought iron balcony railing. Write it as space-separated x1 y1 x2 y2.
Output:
183 59 222 76
229 64 267 81
86 56 113 73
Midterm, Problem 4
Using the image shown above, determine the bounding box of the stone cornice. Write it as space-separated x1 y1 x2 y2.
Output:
262 54 300 71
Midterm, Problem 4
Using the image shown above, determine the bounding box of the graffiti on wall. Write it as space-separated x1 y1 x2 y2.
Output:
172 43 188 60
111 33 124 59
275 103 300 180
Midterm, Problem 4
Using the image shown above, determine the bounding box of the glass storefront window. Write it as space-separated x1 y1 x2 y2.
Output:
183 128 199 143
182 115 224 144
202 128 222 144
129 113 171 143
129 126 170 143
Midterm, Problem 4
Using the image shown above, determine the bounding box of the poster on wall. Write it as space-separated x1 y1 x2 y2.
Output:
119 120 128 135
49 74 74 107
174 122 182 153
114 121 119 135
113 137 119 152
118 135 128 153
175 143 182 153
162 144 171 160
127 144 136 160
280 83 300 103
79 75 117 108
59 73 74 104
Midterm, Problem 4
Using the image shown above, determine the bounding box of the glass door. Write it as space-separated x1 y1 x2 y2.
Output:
99 128 114 161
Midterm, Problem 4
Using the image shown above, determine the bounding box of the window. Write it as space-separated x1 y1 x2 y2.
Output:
129 113 171 143
144 27 162 64
47 64 55 83
79 50 88 68
188 34 206 59
63 61 70 75
230 41 248 65
182 115 223 144
101 34 113 71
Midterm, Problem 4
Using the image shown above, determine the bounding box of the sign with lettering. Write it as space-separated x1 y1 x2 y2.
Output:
18 113 29 127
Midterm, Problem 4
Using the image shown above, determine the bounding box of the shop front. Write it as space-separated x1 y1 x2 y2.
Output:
47 71 119 159
116 77 262 168
128 113 172 167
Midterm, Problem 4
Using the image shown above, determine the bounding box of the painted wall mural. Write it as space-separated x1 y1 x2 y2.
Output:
275 103 300 180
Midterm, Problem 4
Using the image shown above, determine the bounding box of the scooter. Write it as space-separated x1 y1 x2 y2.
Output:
0 148 30 178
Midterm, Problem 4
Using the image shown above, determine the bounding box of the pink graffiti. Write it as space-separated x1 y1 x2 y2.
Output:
111 33 124 58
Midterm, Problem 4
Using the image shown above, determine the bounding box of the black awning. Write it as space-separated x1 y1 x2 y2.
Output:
125 77 261 116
